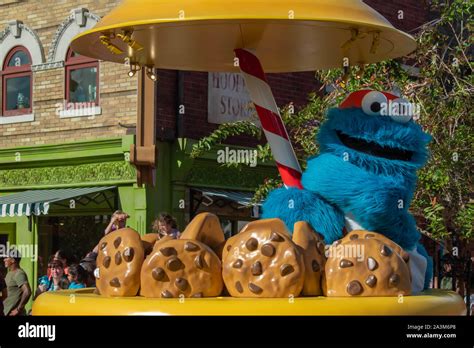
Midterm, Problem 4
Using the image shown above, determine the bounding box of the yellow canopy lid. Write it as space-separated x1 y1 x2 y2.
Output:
71 0 417 72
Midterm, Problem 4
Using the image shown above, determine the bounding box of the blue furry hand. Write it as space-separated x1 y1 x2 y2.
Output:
262 186 345 244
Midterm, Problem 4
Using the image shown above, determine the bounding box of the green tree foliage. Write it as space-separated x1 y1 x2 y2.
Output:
191 0 472 243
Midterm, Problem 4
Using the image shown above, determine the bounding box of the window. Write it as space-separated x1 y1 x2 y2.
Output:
1 46 32 116
65 48 99 106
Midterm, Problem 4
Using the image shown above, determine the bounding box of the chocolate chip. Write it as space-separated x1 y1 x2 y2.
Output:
235 281 243 293
123 247 134 262
261 243 275 257
367 257 378 271
350 234 359 240
312 260 320 272
346 280 363 295
248 282 263 294
152 267 166 281
109 278 121 287
233 259 243 268
161 290 173 298
270 232 284 242
366 275 377 288
115 251 122 265
100 242 107 250
380 244 393 257
184 242 200 252
226 245 232 251
194 253 205 269
167 257 183 271
280 264 294 276
113 237 121 249
365 234 375 239
191 292 203 298
175 277 188 291
102 256 111 268
245 238 258 251
161 247 177 257
340 259 353 268
251 261 263 276
389 273 400 287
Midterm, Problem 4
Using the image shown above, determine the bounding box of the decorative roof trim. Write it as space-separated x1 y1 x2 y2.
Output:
0 20 45 67
48 8 101 63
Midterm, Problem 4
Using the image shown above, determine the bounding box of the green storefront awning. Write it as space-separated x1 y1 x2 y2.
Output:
0 186 115 217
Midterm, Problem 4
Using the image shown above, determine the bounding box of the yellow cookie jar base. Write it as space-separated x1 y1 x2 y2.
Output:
32 288 466 316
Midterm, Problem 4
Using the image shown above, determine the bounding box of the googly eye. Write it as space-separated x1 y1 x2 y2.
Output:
389 98 413 123
361 91 388 116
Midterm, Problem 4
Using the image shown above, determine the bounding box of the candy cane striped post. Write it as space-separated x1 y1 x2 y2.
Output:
235 48 303 189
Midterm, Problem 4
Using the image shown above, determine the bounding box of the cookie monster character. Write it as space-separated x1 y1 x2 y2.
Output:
262 90 432 292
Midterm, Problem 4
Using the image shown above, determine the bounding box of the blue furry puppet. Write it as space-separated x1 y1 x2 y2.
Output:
262 90 432 292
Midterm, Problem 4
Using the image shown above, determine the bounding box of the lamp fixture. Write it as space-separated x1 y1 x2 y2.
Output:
145 66 158 82
128 63 141 77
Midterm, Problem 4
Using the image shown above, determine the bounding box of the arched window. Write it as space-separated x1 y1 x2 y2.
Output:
1 46 32 116
65 48 99 106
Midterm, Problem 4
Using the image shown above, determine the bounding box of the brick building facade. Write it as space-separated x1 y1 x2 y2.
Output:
0 0 136 147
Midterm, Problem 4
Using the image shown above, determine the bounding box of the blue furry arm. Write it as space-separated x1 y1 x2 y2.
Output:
262 187 345 244
303 154 410 215
302 154 420 242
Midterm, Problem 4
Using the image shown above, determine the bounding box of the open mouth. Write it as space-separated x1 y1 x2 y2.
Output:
336 130 413 161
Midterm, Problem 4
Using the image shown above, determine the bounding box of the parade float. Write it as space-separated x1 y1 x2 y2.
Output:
32 0 466 315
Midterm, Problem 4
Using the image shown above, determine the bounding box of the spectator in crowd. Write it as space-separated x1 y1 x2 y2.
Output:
152 213 181 239
45 250 69 279
440 253 456 291
104 210 129 235
67 264 87 289
3 247 32 316
36 259 69 297
0 264 7 316
53 250 69 274
90 210 130 255
79 253 97 287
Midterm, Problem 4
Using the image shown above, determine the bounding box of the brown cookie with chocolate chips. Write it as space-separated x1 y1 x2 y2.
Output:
95 228 145 297
325 234 411 297
140 239 223 298
292 221 326 296
180 212 225 256
339 230 411 265
221 218 291 262
222 218 305 298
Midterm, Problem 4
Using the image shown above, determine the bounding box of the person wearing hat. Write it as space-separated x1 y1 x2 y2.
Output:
79 252 97 287
3 247 31 316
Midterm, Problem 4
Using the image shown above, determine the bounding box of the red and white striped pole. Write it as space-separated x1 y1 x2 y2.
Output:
235 48 303 189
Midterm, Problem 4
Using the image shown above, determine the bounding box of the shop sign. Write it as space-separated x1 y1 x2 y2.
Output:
208 72 258 125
